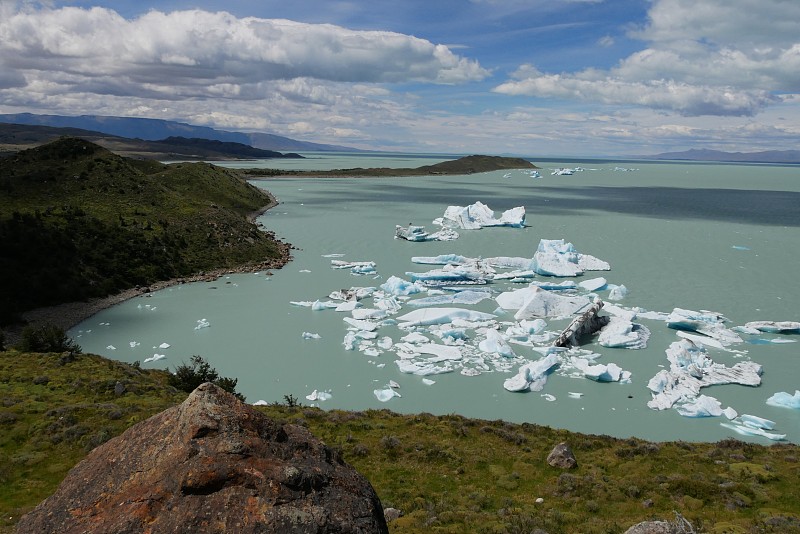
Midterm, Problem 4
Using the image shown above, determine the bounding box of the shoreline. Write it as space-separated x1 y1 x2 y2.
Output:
5 193 293 346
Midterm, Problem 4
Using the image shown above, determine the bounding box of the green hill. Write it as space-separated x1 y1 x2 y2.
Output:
1 349 799 533
0 137 288 324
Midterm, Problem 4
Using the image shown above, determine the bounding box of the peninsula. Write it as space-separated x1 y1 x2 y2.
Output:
242 154 538 178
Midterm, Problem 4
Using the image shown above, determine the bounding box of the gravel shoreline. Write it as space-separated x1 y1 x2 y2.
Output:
5 196 293 346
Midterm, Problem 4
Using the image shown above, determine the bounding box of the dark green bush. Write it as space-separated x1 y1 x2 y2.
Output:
17 324 82 353
168 355 244 401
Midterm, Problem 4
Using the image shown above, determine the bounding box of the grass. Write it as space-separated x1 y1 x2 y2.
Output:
1 349 799 533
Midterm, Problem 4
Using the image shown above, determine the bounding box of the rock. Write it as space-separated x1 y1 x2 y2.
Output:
383 507 402 522
113 380 126 396
623 521 673 534
16 383 388 534
546 442 578 469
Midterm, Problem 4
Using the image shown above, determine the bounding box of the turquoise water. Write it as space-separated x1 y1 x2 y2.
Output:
71 155 800 443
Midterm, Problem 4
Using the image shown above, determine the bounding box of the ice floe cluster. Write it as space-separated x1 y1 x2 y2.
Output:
286 199 800 441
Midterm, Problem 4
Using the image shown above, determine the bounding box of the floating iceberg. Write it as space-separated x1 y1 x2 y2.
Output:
395 224 459 242
408 290 492 307
571 358 630 382
767 390 800 409
675 395 725 417
579 277 607 291
721 414 786 441
380 275 425 296
306 389 332 402
302 332 322 339
143 353 166 364
598 318 650 349
411 254 471 265
407 264 491 285
503 353 560 392
194 318 210 330
439 201 525 229
374 387 401 402
531 239 610 277
507 286 591 320
607 284 628 301
740 321 800 334
396 307 496 327
666 308 743 346
478 328 515 358
647 339 762 411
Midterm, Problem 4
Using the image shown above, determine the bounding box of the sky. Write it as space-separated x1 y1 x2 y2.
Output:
0 0 798 156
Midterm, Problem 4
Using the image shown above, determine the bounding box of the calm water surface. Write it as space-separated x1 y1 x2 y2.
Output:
71 155 800 443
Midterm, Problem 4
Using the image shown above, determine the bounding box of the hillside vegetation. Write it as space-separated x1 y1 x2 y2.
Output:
242 154 537 178
0 137 287 324
1 349 799 533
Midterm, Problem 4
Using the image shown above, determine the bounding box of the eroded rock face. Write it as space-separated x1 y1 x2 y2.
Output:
16 383 388 534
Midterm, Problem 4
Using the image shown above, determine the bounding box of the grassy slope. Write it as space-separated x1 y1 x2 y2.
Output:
1 350 798 534
0 137 285 323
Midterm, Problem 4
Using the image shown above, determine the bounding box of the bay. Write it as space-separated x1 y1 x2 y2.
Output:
71 154 800 443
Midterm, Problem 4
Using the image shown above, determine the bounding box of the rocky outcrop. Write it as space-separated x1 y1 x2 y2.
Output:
546 442 578 469
16 383 388 534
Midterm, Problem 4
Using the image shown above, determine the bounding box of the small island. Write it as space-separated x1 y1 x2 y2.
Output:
241 154 538 178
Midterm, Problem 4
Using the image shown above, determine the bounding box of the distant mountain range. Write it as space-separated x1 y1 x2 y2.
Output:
644 148 800 164
0 113 360 153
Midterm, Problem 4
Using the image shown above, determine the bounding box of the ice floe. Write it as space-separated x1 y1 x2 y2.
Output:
143 353 166 363
721 414 786 441
666 308 743 346
767 390 800 409
396 308 496 327
503 353 560 392
437 201 525 229
395 224 459 242
302 332 322 339
306 389 332 402
194 318 210 330
646 339 762 412
739 321 800 334
374 387 401 402
598 318 650 349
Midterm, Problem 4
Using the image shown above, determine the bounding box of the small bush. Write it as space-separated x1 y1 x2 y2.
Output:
168 355 245 401
17 323 82 353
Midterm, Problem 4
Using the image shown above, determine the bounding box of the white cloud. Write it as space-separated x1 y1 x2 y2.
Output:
493 0 799 116
0 5 489 102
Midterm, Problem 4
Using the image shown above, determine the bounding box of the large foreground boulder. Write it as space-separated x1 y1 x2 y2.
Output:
16 383 388 534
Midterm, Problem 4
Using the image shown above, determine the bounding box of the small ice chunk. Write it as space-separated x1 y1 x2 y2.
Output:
766 390 800 409
302 332 322 339
568 392 584 399
412 254 471 265
478 328 515 358
598 318 650 349
343 317 379 331
503 353 560 392
401 332 430 344
541 394 556 402
252 400 269 406
675 395 723 417
305 389 332 401
335 301 360 312
743 321 800 334
572 358 630 382
380 275 424 296
579 277 607 291
389 380 400 389
106 345 116 350
675 330 725 349
158 342 171 349
422 378 436 385
666 308 743 346
415 343 462 361
607 284 628 301
513 287 591 320
377 336 394 350
194 318 210 330
374 388 401 402
129 341 140 348
396 307 496 327
143 353 166 363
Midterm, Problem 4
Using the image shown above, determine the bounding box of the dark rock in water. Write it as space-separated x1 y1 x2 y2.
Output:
546 442 578 469
16 383 388 534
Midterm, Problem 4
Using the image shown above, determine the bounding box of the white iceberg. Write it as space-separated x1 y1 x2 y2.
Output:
478 328 515 358
721 414 786 441
531 239 610 277
572 358 630 382
766 390 800 409
374 387 401 402
675 395 724 417
396 307 496 327
408 290 492 307
503 352 560 392
598 318 650 349
143 353 166 364
415 343 463 361
158 342 171 349
302 332 322 339
607 284 628 301
306 389 332 402
647 339 762 411
380 275 425 296
440 201 525 229
194 318 210 330
579 277 607 291
395 224 459 242
666 308 743 346
741 321 800 334
512 287 591 320
411 254 471 265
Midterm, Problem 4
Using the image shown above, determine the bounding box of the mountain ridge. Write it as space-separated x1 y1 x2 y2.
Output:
0 112 361 153
643 148 800 164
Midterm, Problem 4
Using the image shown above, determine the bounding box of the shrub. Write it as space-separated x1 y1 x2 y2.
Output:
17 323 82 353
168 355 245 401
